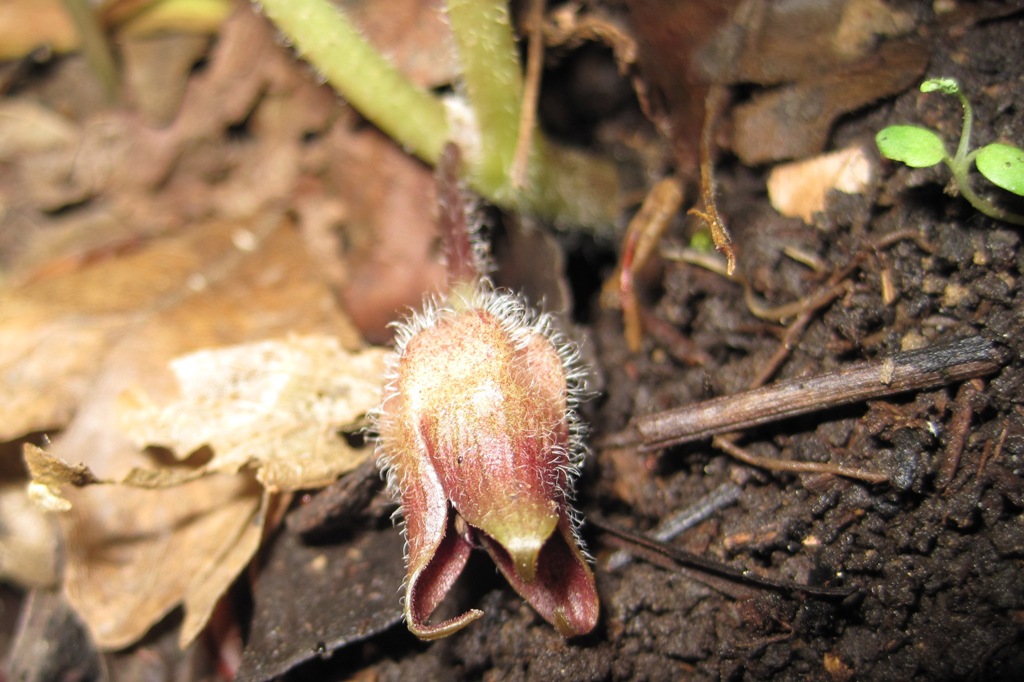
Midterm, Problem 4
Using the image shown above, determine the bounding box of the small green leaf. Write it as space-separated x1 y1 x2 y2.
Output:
689 229 714 252
921 78 960 95
876 125 948 168
975 143 1024 196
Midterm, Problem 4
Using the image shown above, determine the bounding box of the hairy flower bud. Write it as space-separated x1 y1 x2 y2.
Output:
375 281 598 640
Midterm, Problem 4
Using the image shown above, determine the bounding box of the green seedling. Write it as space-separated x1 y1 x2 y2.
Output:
876 77 1024 226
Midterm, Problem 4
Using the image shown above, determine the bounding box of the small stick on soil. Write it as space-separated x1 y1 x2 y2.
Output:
590 516 856 599
605 481 742 570
977 423 1009 480
666 229 928 387
712 436 887 484
613 177 685 351
688 85 735 274
935 379 982 493
751 229 935 384
639 307 711 366
749 282 849 387
603 336 1004 453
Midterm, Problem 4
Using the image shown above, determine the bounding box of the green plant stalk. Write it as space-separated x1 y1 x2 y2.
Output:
445 0 523 202
257 0 449 165
951 85 973 166
255 0 619 228
444 0 617 229
944 86 1024 225
945 155 1024 225
62 0 120 102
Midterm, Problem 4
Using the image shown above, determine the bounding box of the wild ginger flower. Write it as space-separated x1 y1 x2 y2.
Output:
375 281 599 640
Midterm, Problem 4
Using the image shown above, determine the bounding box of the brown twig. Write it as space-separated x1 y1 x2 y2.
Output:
977 423 1009 481
603 337 1004 455
639 307 711 366
511 0 546 189
743 228 928 386
589 516 856 599
936 379 982 493
687 85 735 274
712 436 888 484
749 283 850 388
615 177 684 351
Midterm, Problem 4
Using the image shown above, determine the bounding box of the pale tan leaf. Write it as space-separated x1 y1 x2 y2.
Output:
0 99 80 159
61 475 263 649
23 444 101 512
25 434 265 649
23 443 100 487
179 490 268 648
0 0 376 652
10 216 368 649
0 483 59 587
767 145 873 224
120 338 390 491
0 223 229 441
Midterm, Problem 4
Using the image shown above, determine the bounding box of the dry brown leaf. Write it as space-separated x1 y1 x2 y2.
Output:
65 475 266 649
0 0 77 60
0 0 389 655
625 0 740 174
767 145 873 224
699 0 915 86
0 99 80 158
342 0 458 89
0 483 59 588
833 0 915 59
24 445 100 512
325 124 449 342
119 337 390 491
0 221 244 440
0 5 334 232
179 483 267 645
0 97 97 218
122 32 213 127
23 442 267 648
730 40 928 164
9 216 369 650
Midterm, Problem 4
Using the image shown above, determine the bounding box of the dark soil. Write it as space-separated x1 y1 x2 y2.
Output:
303 6 1024 681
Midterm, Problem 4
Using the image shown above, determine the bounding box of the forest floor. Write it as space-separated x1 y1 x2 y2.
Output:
2 1 1024 681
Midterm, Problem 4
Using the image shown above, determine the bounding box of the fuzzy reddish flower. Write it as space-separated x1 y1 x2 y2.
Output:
376 283 598 639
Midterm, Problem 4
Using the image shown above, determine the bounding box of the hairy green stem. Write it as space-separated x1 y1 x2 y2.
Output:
944 85 1024 225
255 0 619 228
445 0 523 200
945 157 1024 225
952 86 973 165
444 0 617 227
